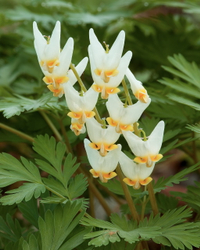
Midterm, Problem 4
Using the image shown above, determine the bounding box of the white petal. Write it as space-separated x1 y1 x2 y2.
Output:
84 138 101 171
108 51 132 87
122 130 147 156
81 87 99 111
138 163 155 179
106 94 124 121
33 21 47 61
121 99 151 124
119 152 137 178
106 30 125 69
45 21 61 59
64 83 81 112
102 145 121 172
86 118 102 143
147 121 165 155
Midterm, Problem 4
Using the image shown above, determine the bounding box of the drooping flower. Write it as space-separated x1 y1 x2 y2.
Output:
84 138 121 183
44 57 88 97
86 118 120 157
70 118 86 136
88 29 132 99
126 68 150 103
123 121 165 167
106 94 151 133
64 83 99 124
119 151 154 189
33 21 73 74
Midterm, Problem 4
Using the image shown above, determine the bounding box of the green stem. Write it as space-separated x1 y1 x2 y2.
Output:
58 117 73 154
116 166 139 222
0 123 34 142
148 182 159 216
39 110 63 141
70 63 103 125
140 186 147 220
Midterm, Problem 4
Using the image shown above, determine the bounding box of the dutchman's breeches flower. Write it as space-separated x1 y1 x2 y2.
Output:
119 152 154 189
126 68 150 103
88 28 132 99
64 82 98 135
86 118 120 157
123 121 165 168
84 139 121 183
106 94 151 133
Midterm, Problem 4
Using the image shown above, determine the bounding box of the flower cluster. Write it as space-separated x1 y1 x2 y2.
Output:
33 21 165 189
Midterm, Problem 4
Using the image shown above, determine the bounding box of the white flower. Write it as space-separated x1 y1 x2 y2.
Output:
119 151 154 189
44 57 88 97
70 118 86 136
64 83 99 124
88 29 132 99
126 68 150 103
33 21 73 74
106 94 151 133
86 118 120 156
84 138 121 183
123 121 165 167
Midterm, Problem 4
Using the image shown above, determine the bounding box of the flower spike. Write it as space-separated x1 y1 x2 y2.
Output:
84 139 121 183
123 121 165 167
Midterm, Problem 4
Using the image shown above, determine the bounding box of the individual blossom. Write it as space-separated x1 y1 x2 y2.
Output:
64 83 98 124
126 68 150 103
119 151 154 189
70 118 86 136
44 57 88 97
123 121 165 167
106 94 151 133
86 118 120 157
84 138 121 183
33 21 73 74
88 28 132 99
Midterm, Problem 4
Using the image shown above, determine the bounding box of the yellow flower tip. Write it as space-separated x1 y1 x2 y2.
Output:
120 124 134 132
92 84 102 93
106 117 118 127
150 154 163 162
106 87 120 95
103 171 117 180
67 111 82 119
47 84 64 97
135 89 148 103
104 69 119 78
85 111 96 118
40 59 60 73
89 142 100 150
90 169 99 178
105 144 118 151
55 76 69 84
71 122 84 131
140 177 152 186
43 76 53 84
134 156 148 164
94 68 102 76
123 178 141 189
